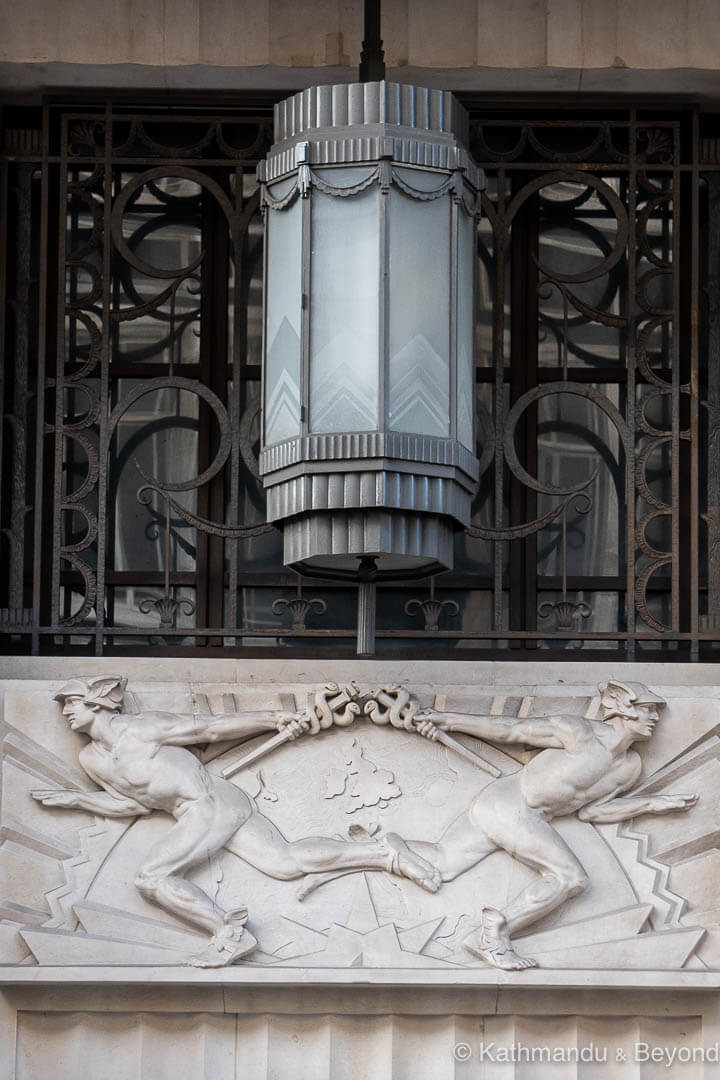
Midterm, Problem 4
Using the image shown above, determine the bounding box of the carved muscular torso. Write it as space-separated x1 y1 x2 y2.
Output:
520 743 641 818
474 718 642 821
78 713 249 819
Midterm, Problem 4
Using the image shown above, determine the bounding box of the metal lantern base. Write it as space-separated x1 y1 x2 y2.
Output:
281 509 455 582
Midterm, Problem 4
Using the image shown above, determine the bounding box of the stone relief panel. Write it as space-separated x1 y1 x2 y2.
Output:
1 675 718 973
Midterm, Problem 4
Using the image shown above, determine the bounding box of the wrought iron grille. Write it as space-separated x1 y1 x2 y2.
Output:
0 97 717 658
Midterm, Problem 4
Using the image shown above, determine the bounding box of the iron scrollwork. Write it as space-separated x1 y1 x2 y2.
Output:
469 121 690 646
28 106 699 653
53 118 274 641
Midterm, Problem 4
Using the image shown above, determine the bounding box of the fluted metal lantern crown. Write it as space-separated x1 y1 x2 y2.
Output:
258 81 484 581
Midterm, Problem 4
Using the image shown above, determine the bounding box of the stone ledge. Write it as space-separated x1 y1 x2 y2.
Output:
1 657 720 686
2 965 719 990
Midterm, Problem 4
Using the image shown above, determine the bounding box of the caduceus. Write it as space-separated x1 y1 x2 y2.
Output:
222 682 500 779
221 683 361 778
363 685 500 777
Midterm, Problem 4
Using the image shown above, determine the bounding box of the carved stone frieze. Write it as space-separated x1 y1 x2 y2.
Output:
1 673 717 974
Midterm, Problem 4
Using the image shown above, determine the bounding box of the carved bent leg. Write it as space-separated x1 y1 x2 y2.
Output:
224 803 441 892
134 789 257 967
500 821 589 938
463 791 589 970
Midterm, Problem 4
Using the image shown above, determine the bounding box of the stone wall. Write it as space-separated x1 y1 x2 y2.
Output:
3 0 720 72
5 983 720 1078
3 0 720 97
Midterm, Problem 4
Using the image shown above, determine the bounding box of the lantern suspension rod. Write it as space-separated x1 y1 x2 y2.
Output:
356 557 378 656
359 0 385 82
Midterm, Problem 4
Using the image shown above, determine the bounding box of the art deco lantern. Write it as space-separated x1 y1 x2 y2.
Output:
258 81 484 647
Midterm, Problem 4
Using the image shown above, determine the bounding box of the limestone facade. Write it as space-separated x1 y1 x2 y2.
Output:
3 0 720 72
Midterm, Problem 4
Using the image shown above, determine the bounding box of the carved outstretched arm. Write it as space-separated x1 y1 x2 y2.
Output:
579 792 699 824
146 685 359 746
32 788 151 817
432 710 572 749
144 709 304 746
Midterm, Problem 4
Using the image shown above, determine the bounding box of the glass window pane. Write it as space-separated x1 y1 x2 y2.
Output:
535 384 624 578
536 179 627 370
112 173 203 366
110 381 199 574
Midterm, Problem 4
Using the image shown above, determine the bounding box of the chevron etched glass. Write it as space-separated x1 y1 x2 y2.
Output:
264 190 302 446
309 186 379 433
456 210 475 451
388 191 450 437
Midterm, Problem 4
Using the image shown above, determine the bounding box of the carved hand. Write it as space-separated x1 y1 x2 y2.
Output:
276 711 318 740
413 708 450 740
31 789 81 808
649 793 699 813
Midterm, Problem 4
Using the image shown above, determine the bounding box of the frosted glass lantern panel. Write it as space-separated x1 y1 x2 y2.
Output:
456 210 475 450
388 191 450 437
309 186 380 433
264 194 302 445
